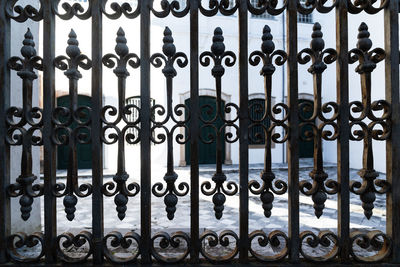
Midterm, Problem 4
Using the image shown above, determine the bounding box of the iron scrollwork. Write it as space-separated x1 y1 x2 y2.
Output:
7 232 44 263
150 27 189 220
248 230 289 262
247 0 287 16
199 230 239 263
101 0 141 19
200 27 239 220
5 0 44 22
7 28 44 221
350 230 391 262
103 231 141 264
56 231 93 263
101 27 141 221
199 0 239 17
52 0 92 20
53 29 93 221
150 0 190 18
348 22 390 220
297 22 339 218
151 231 190 263
299 230 339 262
248 25 288 218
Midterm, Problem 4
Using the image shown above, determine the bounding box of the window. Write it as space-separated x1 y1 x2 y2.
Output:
250 0 274 20
297 0 313 24
249 98 271 146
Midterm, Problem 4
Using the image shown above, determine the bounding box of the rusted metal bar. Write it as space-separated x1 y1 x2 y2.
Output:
384 0 400 263
91 0 104 263
286 0 299 262
336 0 350 262
190 0 200 263
238 0 249 262
140 0 152 263
42 0 57 263
0 0 10 263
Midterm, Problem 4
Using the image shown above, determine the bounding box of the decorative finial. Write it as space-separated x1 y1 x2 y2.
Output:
211 27 225 57
66 29 81 59
357 22 372 52
21 28 36 59
261 25 274 55
115 27 129 57
162 27 176 58
310 22 324 53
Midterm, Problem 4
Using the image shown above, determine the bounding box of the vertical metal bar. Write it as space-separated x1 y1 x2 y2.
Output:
336 0 350 262
0 0 10 263
140 0 152 263
189 0 200 263
43 0 57 263
286 0 299 262
238 0 249 262
91 0 103 263
384 0 400 263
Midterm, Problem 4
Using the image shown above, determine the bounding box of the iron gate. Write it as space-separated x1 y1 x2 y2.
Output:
0 0 399 264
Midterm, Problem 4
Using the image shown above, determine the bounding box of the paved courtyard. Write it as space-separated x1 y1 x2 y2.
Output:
41 159 387 234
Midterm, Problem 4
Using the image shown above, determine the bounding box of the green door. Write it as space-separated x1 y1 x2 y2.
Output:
57 95 92 170
299 99 314 158
185 96 225 165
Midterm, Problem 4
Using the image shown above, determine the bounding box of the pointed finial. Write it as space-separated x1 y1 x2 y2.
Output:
310 22 324 52
261 25 274 54
357 22 372 52
162 26 176 58
21 28 36 59
115 27 129 57
66 29 81 59
211 27 225 57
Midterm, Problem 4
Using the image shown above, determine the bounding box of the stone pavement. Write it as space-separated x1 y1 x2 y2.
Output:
41 159 386 234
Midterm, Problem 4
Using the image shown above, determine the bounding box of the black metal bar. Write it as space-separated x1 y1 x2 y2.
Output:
91 0 103 263
0 0 10 263
43 0 57 263
384 0 400 263
190 0 200 263
336 0 350 262
140 0 152 263
238 0 249 262
286 0 299 262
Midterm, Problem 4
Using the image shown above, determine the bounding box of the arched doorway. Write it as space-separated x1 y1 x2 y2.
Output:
57 94 92 170
185 96 225 165
299 99 314 158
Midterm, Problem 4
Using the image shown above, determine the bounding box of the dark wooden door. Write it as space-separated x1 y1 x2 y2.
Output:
185 96 225 165
57 95 92 170
299 99 314 158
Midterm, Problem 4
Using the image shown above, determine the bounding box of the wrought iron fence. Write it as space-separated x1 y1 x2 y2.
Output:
0 0 399 264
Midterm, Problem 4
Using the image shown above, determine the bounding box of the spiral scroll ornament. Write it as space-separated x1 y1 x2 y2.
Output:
150 27 189 220
200 27 238 220
101 27 140 220
297 22 339 218
348 23 390 220
248 25 288 218
53 29 93 221
7 28 44 221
